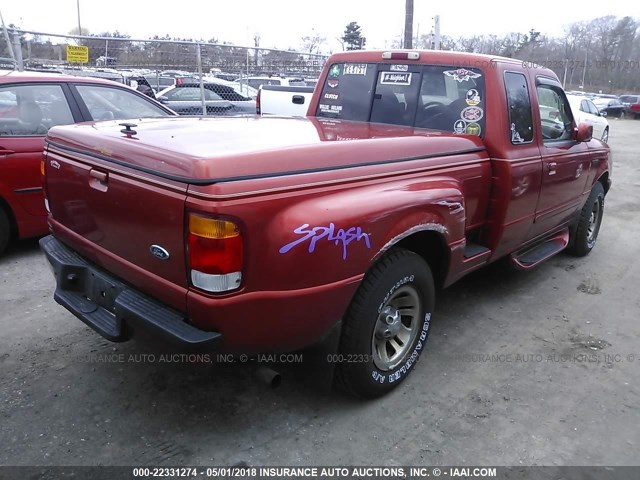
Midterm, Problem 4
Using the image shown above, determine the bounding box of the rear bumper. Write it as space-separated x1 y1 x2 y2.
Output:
40 235 221 350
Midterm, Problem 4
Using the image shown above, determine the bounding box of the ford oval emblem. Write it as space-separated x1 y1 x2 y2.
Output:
150 245 170 260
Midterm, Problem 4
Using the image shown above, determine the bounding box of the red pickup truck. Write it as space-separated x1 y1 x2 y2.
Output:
40 50 610 397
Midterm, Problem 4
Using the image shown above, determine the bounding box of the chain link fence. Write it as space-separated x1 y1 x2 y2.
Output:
1 29 328 115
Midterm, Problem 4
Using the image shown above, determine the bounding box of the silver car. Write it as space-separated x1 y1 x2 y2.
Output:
156 82 255 116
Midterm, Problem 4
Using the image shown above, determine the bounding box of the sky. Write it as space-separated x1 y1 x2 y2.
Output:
1 0 638 53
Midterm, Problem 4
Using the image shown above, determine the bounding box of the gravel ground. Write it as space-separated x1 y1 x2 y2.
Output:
1 119 639 468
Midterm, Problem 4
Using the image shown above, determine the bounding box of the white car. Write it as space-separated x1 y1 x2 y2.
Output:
566 94 609 143
235 75 307 91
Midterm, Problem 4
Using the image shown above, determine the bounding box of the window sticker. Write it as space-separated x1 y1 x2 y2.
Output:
444 68 482 82
466 123 481 135
323 92 339 101
465 89 481 106
327 79 339 88
380 72 412 85
511 123 525 143
343 64 368 75
319 104 343 114
329 65 341 77
390 64 409 72
453 120 467 134
461 106 484 122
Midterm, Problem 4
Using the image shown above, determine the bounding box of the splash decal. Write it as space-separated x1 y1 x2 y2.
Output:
279 223 371 260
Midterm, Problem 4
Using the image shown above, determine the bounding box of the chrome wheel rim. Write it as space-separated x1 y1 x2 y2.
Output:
372 285 421 371
587 196 602 247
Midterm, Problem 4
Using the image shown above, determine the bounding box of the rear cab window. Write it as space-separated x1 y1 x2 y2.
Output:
316 62 486 136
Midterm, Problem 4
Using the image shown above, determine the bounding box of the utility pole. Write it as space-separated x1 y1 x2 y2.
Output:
404 0 414 49
433 15 441 50
76 0 82 36
0 8 17 68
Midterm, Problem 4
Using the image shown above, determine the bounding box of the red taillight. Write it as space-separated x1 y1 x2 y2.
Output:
188 234 242 274
41 157 50 213
256 88 261 114
187 214 243 293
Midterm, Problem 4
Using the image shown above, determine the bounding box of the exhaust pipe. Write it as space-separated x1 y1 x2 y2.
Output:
255 366 281 388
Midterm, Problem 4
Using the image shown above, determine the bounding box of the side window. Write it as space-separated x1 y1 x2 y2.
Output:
580 100 589 113
586 100 599 115
504 72 533 143
0 84 73 137
203 89 223 101
75 84 169 120
208 85 247 102
536 85 573 141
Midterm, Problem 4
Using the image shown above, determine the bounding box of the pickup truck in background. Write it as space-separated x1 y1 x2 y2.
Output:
257 84 314 115
40 50 610 398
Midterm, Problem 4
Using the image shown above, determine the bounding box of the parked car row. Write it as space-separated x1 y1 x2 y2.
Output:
566 90 640 119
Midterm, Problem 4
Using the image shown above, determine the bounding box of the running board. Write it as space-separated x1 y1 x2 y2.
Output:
464 242 491 259
511 229 570 270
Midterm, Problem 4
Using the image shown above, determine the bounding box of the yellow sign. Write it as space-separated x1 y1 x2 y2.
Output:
66 45 89 63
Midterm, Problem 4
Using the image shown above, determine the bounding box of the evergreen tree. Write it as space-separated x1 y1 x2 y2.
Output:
341 22 366 51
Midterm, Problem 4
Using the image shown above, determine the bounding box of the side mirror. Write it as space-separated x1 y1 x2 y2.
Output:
157 96 169 104
575 122 593 142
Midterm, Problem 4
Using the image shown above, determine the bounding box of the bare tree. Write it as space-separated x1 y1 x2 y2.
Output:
301 31 326 54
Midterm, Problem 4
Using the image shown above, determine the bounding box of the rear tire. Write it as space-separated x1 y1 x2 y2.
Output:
334 248 435 398
567 182 605 257
0 208 10 256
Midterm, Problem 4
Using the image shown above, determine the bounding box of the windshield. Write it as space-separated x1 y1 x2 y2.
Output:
316 62 486 136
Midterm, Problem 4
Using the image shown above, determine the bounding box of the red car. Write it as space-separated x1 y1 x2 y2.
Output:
0 70 174 255
619 94 640 119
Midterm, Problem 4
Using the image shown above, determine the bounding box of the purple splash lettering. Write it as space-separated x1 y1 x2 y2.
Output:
280 223 371 260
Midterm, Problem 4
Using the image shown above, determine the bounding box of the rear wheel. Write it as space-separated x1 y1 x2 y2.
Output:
0 208 10 256
567 182 605 257
334 248 435 398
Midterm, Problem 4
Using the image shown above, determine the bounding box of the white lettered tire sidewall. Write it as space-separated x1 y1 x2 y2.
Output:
335 249 435 398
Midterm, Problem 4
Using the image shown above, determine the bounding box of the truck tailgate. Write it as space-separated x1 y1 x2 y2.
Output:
44 142 189 299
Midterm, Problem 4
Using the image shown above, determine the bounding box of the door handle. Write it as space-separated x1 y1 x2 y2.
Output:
547 162 557 176
89 169 108 182
89 169 108 192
